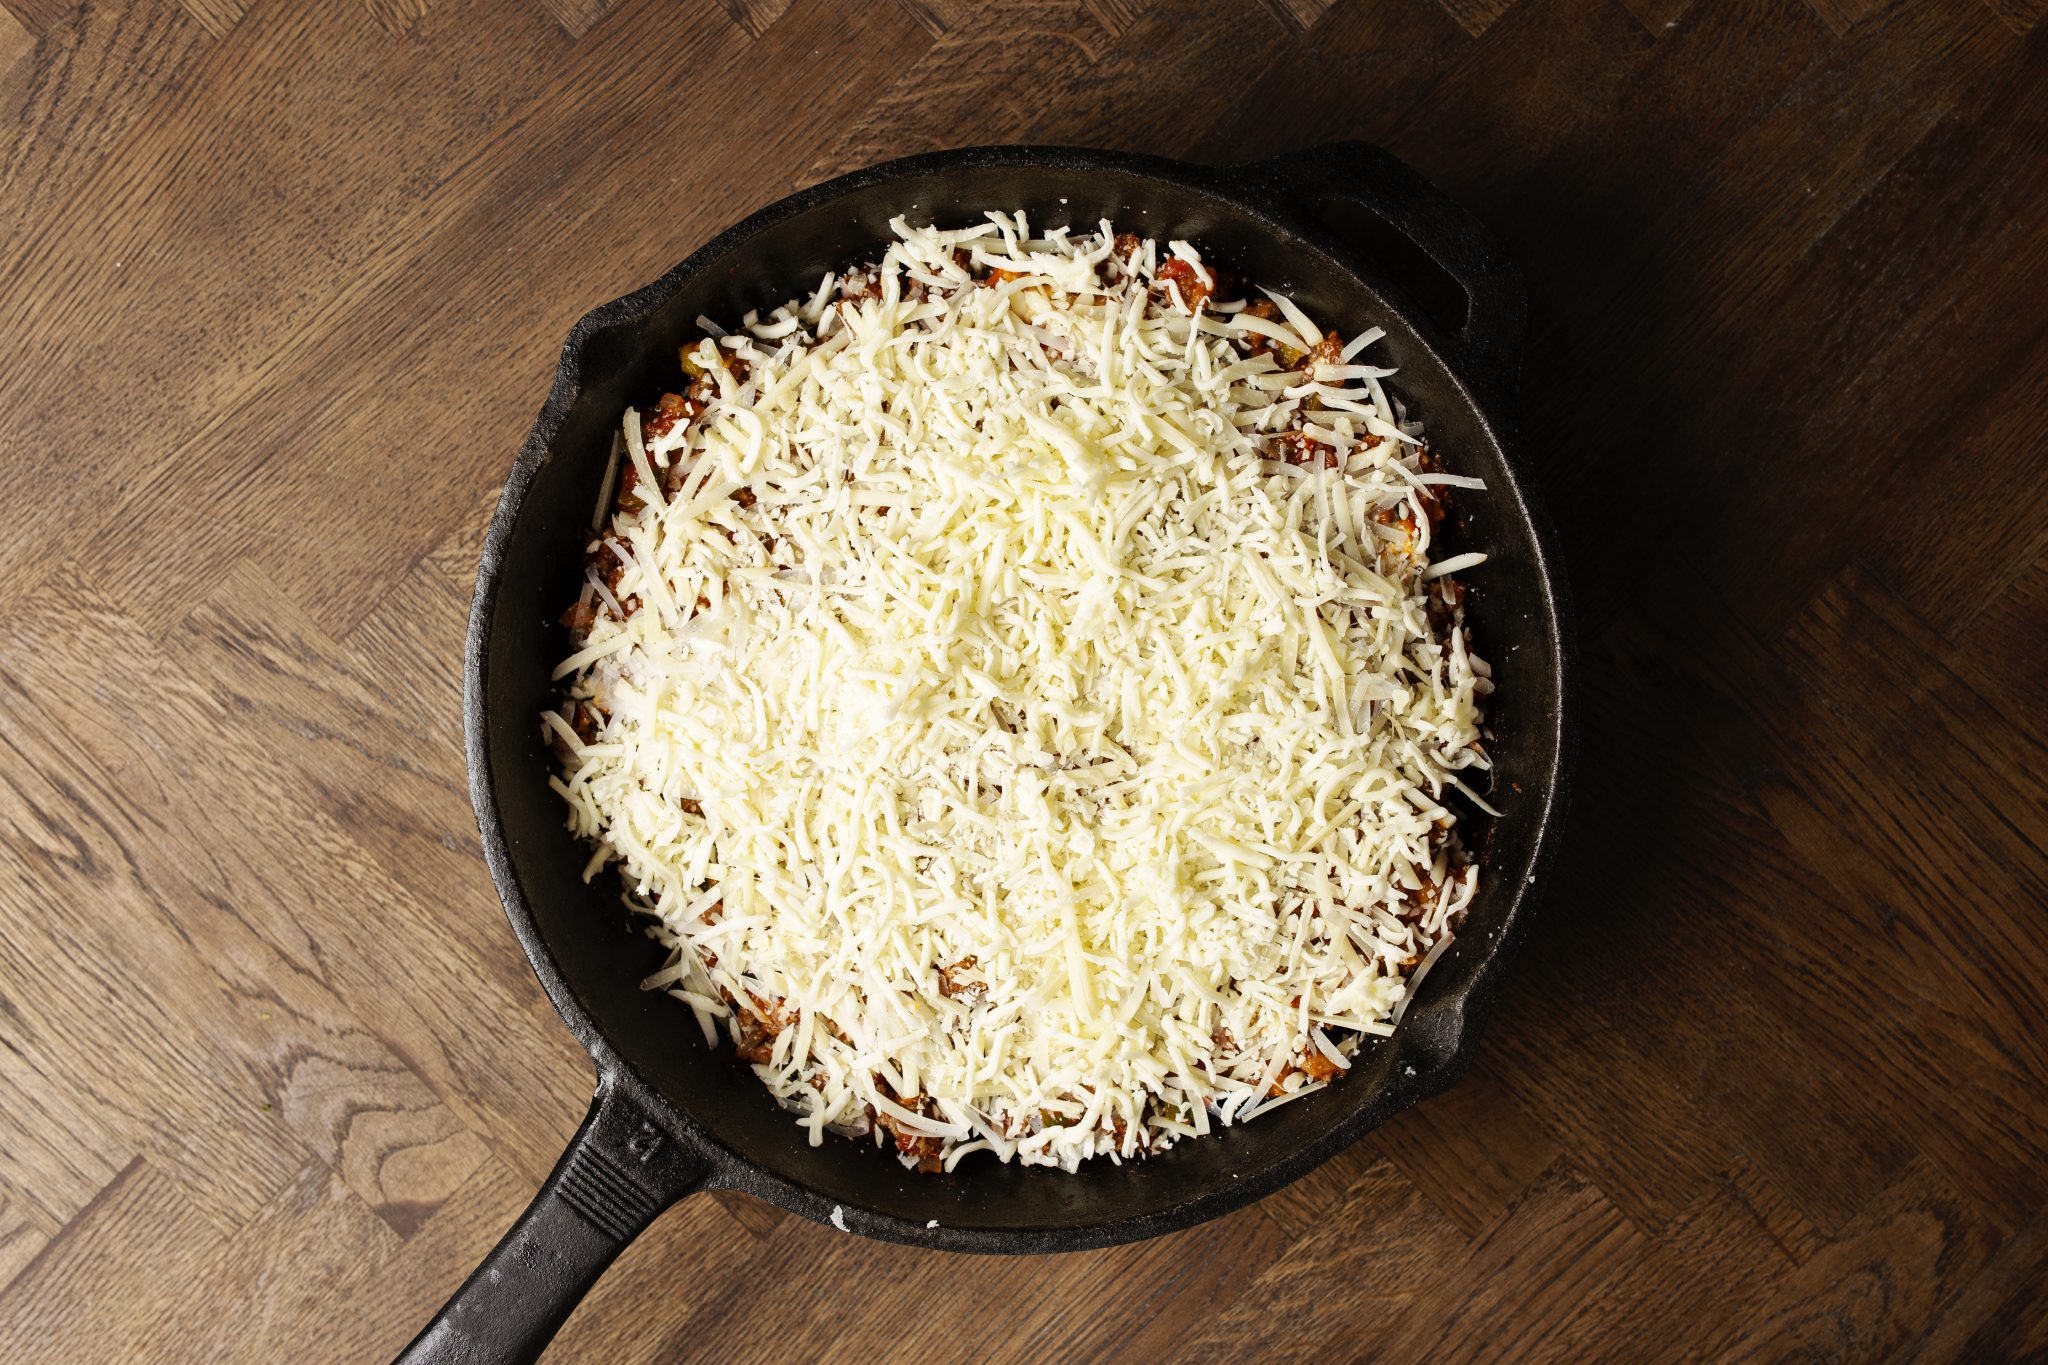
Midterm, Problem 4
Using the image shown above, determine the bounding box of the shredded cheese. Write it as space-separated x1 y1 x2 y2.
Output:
550 216 1495 1172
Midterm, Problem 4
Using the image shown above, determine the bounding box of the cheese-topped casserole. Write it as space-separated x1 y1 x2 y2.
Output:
548 215 1494 1172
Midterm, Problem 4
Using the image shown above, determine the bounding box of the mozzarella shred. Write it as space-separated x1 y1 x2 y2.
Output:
549 215 1496 1172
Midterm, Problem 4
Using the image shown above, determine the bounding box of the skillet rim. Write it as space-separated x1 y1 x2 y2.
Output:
464 141 1576 1254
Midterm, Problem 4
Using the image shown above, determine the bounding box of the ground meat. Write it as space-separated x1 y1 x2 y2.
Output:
1235 296 1307 366
837 272 883 306
1372 502 1419 561
614 460 644 514
1274 430 1339 469
880 1121 943 1172
661 460 690 499
589 539 623 590
936 956 981 1000
1096 233 1145 286
682 342 751 402
643 390 702 445
586 539 639 617
1393 876 1446 924
1303 330 1343 373
547 702 605 767
1428 576 1466 631
559 598 597 634
1412 445 1448 529
872 1083 945 1172
1236 297 1283 360
734 994 794 1066
1155 257 1218 312
1371 503 1411 529
733 1015 774 1065
1109 1117 1153 1154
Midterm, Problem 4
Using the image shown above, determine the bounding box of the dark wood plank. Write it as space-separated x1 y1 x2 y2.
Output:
1379 0 1658 211
0 572 583 1207
810 0 1255 182
0 1180 51 1301
0 0 582 611
49 0 920 642
1374 1164 1645 1360
175 0 240 39
713 0 794 38
1175 1157 1470 1357
1518 0 2019 631
1979 0 2047 32
1972 552 2048 722
1803 0 1887 37
1188 0 1470 165
361 0 430 38
1613 0 1699 33
1701 45 2048 634
1554 587 2047 1234
0 0 63 37
1365 1051 1563 1237
534 0 618 39
1258 0 1337 31
0 720 310 1231
0 6 31 81
1543 1160 1796 1355
1899 1202 2048 1361
0 1160 225 1353
125 1160 401 1360
1711 1158 1998 1361
1433 0 1515 37
0 0 211 222
0 660 490 1241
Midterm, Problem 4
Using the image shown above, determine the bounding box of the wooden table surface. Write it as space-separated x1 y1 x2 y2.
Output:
3 0 2046 1359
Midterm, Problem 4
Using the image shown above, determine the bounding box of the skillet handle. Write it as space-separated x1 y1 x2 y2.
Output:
395 1073 708 1365
1245 141 1526 424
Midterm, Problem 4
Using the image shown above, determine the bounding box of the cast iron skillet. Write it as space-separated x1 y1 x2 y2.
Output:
399 141 1573 1364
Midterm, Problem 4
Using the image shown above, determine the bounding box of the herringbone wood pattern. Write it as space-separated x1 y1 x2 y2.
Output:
1 0 2044 1359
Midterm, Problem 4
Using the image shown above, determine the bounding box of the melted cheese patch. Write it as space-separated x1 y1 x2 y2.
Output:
552 215 1493 1171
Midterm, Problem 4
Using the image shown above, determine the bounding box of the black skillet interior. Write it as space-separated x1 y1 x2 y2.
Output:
471 145 1572 1249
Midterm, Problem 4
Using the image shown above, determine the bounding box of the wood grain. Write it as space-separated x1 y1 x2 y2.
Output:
1 0 2044 1359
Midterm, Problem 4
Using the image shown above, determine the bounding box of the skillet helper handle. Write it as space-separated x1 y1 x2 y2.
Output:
1251 141 1526 424
395 1074 706 1365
